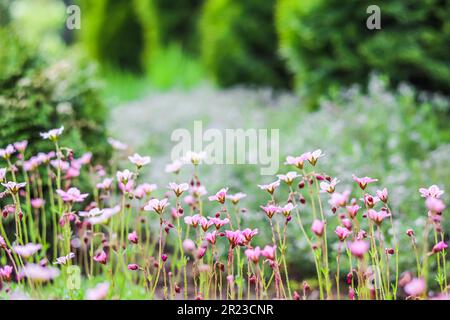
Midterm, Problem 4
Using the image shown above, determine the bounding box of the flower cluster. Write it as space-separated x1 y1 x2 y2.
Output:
0 131 447 301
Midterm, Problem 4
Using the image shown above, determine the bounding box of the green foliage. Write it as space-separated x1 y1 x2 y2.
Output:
0 26 111 161
79 0 158 72
276 0 450 105
200 0 290 88
0 0 11 25
147 44 205 90
151 0 203 52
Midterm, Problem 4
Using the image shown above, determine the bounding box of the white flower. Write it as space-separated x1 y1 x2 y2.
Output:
40 126 64 141
165 160 184 173
128 153 151 168
182 151 206 165
107 138 127 150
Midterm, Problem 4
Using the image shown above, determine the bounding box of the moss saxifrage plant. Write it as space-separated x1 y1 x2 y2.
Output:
0 127 447 300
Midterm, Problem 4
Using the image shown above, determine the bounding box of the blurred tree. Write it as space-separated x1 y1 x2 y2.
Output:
79 0 158 72
0 26 111 161
200 0 291 88
276 0 450 106
152 0 203 53
0 0 11 26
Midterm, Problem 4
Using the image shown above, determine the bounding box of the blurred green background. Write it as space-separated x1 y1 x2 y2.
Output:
1 0 449 292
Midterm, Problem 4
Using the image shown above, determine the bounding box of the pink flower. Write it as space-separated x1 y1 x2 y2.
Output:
13 243 42 258
406 229 415 237
2 181 27 194
426 197 445 213
56 187 88 203
306 149 324 166
108 137 127 150
50 159 70 171
165 160 184 174
419 185 444 199
128 153 151 168
40 126 64 141
261 245 276 261
208 217 229 229
168 182 189 197
96 178 113 190
348 240 369 258
311 219 325 237
23 157 40 171
118 180 134 194
277 172 300 185
116 169 133 184
65 166 80 179
205 231 220 245
144 198 169 214
341 218 352 230
86 205 120 225
352 175 378 190
346 205 360 219
329 191 350 207
53 252 75 265
184 214 202 228
78 152 92 165
280 203 296 217
0 144 15 159
241 228 258 243
285 154 309 169
257 181 280 195
260 205 280 219
93 251 108 264
376 188 388 203
404 278 426 297
31 198 45 209
19 264 60 282
128 264 139 271
199 216 212 232
14 140 28 153
245 247 261 263
190 185 207 198
183 239 196 253
349 287 355 300
367 209 390 225
0 265 13 281
128 231 139 244
197 246 207 259
208 188 228 204
320 178 339 193
225 230 244 248
0 168 6 181
227 192 247 205
0 235 6 248
432 241 448 254
80 207 103 219
362 193 378 208
134 183 157 198
335 226 351 241
86 282 109 300
36 151 54 164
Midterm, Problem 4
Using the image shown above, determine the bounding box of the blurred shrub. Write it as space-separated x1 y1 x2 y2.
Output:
151 0 203 53
0 0 11 25
0 26 111 161
276 0 450 105
200 0 290 88
79 0 158 72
